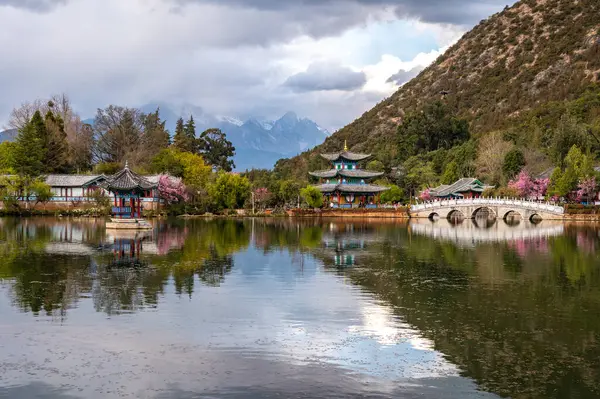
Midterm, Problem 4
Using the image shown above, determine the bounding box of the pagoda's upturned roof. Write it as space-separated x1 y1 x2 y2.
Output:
314 183 389 194
101 165 157 192
320 151 371 162
309 169 384 179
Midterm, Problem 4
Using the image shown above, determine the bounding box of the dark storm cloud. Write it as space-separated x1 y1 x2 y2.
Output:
174 0 512 25
0 0 67 12
284 63 367 92
386 66 424 85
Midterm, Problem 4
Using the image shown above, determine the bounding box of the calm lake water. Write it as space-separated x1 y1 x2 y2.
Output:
0 217 599 399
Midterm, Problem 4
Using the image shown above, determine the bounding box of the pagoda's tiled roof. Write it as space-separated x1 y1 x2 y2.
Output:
314 183 389 194
44 174 107 187
430 178 491 197
102 165 157 191
320 151 371 162
309 169 384 179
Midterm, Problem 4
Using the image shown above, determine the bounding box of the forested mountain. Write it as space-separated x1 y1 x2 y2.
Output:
276 0 600 185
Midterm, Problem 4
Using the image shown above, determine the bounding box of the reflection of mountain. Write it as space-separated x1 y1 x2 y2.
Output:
409 219 564 246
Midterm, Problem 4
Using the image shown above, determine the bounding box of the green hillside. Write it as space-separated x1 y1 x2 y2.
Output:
275 0 600 188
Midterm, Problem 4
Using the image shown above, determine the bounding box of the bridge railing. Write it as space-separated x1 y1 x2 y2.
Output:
410 197 564 215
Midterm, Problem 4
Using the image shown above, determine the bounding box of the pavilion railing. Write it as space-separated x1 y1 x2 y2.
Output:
111 207 132 214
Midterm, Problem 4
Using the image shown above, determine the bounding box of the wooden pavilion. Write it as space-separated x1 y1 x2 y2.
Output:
101 162 156 229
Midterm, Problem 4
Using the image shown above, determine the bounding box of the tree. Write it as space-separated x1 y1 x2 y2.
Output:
419 188 432 201
275 180 301 207
502 149 526 180
142 108 170 160
44 108 69 173
93 105 144 165
508 170 534 198
366 160 385 172
397 101 469 162
13 111 46 177
396 157 437 200
252 187 272 211
380 185 404 204
151 148 186 177
476 132 513 185
209 172 250 210
548 145 595 200
300 185 323 209
94 162 122 175
67 117 94 173
184 115 197 149
197 128 236 172
550 114 592 164
30 180 53 209
0 176 21 212
0 142 17 173
158 175 189 204
576 177 597 204
441 161 460 184
173 117 191 152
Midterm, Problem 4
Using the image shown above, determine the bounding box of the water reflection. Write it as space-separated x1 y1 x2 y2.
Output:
0 217 599 398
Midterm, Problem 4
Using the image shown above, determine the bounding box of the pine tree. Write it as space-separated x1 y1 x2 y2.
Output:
13 112 46 177
44 110 69 173
143 108 171 159
173 117 188 151
184 115 197 153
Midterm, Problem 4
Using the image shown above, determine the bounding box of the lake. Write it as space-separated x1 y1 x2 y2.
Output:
0 217 599 398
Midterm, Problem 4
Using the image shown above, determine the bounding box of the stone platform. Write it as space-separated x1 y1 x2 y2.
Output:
105 218 153 230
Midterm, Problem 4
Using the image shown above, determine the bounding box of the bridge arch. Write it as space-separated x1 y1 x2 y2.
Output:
503 210 522 221
529 213 543 224
447 210 465 222
472 207 496 219
428 212 439 221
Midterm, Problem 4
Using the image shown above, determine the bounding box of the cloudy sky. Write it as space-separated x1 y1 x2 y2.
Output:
0 0 512 131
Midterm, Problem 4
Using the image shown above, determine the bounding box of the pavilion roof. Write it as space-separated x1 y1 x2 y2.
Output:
309 169 384 179
430 178 491 197
313 183 389 194
101 163 157 192
320 151 372 162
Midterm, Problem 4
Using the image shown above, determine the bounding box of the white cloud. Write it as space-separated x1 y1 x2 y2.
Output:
0 0 502 131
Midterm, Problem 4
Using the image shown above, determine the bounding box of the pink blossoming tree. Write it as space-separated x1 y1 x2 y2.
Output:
419 188 432 201
158 175 189 204
508 170 550 199
508 170 534 198
575 177 596 203
253 187 272 210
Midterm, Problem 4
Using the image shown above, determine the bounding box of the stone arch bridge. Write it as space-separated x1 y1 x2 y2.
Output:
410 198 565 221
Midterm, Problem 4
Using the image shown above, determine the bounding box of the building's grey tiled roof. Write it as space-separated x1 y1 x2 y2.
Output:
431 178 491 197
314 184 338 193
102 167 157 191
314 183 389 194
309 169 384 179
537 167 556 179
44 175 106 187
320 151 372 162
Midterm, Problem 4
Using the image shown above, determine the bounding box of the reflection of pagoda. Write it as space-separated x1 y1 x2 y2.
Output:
320 223 379 267
108 230 153 268
309 142 389 208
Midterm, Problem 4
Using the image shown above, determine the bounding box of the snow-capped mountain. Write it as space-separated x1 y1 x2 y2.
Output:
140 103 330 170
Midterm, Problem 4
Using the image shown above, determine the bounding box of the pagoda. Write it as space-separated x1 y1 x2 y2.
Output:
309 142 388 208
101 162 156 230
